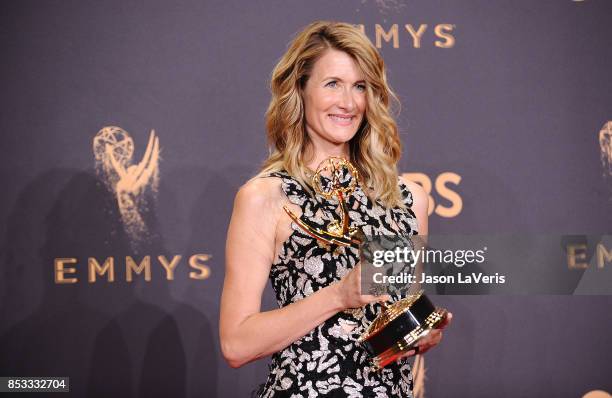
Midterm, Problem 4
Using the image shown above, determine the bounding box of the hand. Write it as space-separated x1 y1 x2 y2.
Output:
333 262 391 310
401 312 453 358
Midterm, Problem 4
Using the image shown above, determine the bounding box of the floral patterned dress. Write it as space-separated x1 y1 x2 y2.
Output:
255 170 419 398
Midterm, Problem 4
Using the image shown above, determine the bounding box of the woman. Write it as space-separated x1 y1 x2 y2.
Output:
220 21 451 397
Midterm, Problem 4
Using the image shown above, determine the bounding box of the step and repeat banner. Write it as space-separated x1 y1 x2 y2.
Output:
1 1 610 397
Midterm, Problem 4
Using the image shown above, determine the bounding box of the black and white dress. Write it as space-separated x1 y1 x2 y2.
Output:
255 170 419 398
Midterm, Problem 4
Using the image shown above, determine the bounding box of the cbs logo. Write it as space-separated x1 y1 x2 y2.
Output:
402 172 462 218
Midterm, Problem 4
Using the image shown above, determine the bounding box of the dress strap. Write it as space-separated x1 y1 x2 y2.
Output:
394 177 419 235
397 177 415 207
261 170 319 218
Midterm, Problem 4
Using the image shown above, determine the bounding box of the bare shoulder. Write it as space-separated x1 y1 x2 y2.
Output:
227 175 285 262
234 175 284 212
399 175 428 209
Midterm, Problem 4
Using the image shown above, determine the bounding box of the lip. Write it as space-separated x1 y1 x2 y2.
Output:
328 114 355 126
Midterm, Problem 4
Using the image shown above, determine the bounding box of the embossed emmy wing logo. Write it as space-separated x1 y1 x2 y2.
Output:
599 121 612 179
93 126 160 243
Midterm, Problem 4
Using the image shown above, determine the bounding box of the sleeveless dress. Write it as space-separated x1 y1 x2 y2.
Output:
255 170 419 398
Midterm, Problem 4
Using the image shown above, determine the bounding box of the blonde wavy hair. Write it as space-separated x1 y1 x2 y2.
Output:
258 20 405 208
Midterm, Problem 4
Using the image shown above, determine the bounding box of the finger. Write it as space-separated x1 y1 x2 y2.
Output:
134 129 156 180
360 294 391 306
418 329 441 347
418 331 436 345
400 348 418 358
353 262 365 287
106 144 127 178
430 330 442 344
359 294 377 303
378 294 392 302
437 312 453 329
420 331 442 348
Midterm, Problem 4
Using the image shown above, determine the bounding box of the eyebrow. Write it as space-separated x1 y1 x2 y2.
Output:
322 76 366 84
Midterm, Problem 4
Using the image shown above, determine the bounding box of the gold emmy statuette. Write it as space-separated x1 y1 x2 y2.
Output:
282 156 362 248
357 290 448 370
283 157 448 370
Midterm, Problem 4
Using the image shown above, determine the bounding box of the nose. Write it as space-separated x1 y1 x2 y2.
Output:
338 87 355 112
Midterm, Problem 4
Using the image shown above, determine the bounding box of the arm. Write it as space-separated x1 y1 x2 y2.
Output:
219 177 385 368
401 177 429 236
400 176 452 355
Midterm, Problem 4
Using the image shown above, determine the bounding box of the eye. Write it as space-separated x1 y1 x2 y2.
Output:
325 80 338 88
355 83 366 92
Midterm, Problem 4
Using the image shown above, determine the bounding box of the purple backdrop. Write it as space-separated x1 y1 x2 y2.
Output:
1 1 610 397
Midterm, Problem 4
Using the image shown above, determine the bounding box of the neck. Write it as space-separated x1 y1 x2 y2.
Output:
304 140 350 172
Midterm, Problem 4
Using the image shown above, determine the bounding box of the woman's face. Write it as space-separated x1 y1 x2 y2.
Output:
302 49 366 148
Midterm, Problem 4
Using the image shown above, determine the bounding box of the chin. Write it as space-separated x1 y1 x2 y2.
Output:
322 127 360 144
327 132 358 145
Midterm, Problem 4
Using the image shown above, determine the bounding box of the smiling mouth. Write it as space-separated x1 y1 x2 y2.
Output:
328 114 354 123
